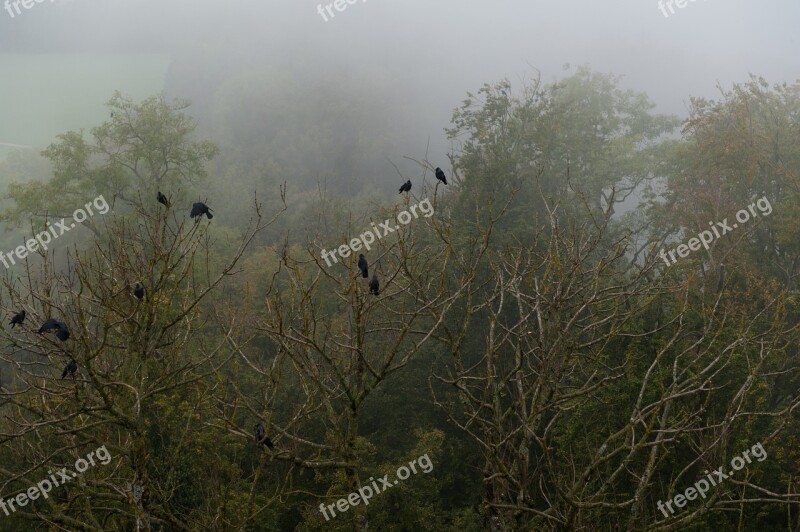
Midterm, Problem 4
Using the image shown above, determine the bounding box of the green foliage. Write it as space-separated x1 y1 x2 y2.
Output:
2 92 218 227
2 69 800 531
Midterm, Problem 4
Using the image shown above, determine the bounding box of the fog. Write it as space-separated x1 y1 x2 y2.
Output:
0 2 798 530
1 0 797 148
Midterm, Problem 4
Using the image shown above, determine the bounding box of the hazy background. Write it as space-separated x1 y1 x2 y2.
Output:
0 0 797 163
0 3 798 530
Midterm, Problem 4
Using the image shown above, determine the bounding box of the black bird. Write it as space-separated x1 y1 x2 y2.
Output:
61 359 77 379
157 191 170 208
398 180 412 194
9 310 25 329
435 167 448 185
38 319 69 341
255 423 274 449
369 274 380 295
358 254 369 278
133 282 145 301
190 202 213 220
717 263 725 293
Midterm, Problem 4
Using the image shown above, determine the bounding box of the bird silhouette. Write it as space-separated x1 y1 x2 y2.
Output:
255 423 274 449
133 282 145 301
9 310 25 329
61 359 77 379
717 264 725 293
190 202 213 219
38 319 69 341
358 254 369 278
157 191 171 208
398 180 412 194
435 167 448 185
369 274 380 295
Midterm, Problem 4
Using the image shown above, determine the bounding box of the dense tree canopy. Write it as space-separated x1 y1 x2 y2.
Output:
1 70 799 531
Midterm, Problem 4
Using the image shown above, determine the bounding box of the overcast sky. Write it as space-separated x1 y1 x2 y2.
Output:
0 0 797 146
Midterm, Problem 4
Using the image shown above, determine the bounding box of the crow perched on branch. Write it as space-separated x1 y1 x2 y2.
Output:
369 274 380 295
190 202 213 219
62 359 77 379
133 283 145 301
435 167 448 185
9 310 25 328
39 319 69 341
157 191 171 208
398 180 412 194
358 254 369 278
255 423 274 449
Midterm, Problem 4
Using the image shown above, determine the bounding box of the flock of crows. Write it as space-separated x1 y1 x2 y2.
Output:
8 310 78 378
354 167 448 299
358 254 380 295
252 168 449 450
5 192 215 381
397 166 447 195
252 166 449 450
7 289 140 379
6 168 448 452
158 191 214 220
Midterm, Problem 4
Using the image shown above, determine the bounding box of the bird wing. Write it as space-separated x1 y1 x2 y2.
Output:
39 319 57 332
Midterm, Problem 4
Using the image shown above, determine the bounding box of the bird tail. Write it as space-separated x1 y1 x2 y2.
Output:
10 322 14 329
363 269 369 278
206 212 213 219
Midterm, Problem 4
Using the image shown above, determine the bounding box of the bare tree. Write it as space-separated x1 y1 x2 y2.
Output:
0 191 283 531
428 184 800 531
212 195 463 531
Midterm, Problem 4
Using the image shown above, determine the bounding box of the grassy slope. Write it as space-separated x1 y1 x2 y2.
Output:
0 52 169 156
0 53 169 261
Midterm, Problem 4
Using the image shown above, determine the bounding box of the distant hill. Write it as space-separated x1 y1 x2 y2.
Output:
0 52 169 157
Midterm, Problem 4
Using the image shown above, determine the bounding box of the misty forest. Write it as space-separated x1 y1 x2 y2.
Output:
0 1 799 531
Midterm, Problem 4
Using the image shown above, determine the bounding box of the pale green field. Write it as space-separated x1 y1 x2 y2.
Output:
0 53 169 157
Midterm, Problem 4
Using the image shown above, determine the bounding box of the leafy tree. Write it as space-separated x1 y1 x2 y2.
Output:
2 92 218 229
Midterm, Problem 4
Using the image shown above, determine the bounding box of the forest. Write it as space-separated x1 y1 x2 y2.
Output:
0 1 799 531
